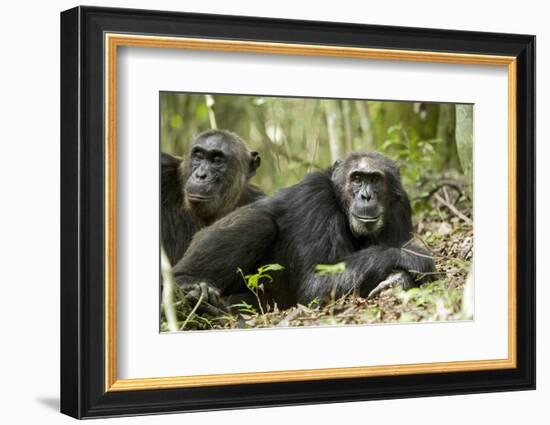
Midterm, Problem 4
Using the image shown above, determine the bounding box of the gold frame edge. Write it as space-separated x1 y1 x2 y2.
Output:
104 33 518 392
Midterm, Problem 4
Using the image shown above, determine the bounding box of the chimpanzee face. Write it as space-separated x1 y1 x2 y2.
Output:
183 131 260 220
186 137 233 200
333 153 395 237
348 169 387 234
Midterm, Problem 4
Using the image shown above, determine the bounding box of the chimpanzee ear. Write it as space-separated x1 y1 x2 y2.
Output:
248 151 261 176
331 159 342 172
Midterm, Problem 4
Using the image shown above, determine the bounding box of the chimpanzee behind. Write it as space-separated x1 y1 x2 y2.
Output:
173 151 435 311
162 130 263 265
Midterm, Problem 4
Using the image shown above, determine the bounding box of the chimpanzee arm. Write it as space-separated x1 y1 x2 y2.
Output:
367 242 436 297
172 203 278 296
161 152 182 206
297 243 434 304
161 152 191 266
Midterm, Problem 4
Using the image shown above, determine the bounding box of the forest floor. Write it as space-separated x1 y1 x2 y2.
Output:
162 202 474 332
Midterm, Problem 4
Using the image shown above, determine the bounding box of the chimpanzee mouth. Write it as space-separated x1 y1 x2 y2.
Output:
186 193 214 203
352 213 380 223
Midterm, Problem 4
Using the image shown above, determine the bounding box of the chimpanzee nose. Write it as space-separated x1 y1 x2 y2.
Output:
360 192 372 202
194 170 207 180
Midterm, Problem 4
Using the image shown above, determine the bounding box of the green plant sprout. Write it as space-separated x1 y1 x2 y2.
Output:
232 300 258 315
237 264 284 316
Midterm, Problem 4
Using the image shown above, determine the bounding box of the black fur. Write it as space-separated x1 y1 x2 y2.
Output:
173 152 435 310
161 130 264 266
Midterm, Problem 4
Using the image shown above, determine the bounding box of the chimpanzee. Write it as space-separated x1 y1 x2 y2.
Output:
172 151 435 311
161 130 263 266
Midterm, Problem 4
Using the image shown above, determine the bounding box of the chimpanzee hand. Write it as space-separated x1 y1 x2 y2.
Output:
180 281 229 316
368 270 415 298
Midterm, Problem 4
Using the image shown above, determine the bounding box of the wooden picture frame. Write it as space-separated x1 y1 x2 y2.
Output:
60 5 535 419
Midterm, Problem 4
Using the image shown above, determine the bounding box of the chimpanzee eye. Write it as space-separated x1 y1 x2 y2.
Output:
212 155 224 164
370 173 383 184
350 174 362 184
192 151 204 161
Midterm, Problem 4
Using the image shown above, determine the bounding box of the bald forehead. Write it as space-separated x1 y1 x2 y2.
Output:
349 156 384 174
193 134 244 155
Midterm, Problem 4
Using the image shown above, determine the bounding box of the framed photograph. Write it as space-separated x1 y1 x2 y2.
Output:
60 6 535 419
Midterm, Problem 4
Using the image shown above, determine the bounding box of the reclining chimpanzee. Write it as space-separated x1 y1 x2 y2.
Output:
172 151 435 312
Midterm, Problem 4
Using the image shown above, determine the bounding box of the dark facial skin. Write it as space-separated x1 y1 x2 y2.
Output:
186 137 234 200
181 132 259 222
347 167 388 235
332 154 394 237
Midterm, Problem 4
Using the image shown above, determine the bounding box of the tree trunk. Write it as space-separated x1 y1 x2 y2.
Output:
323 100 343 163
455 104 474 199
436 103 459 169
354 101 375 150
341 100 353 153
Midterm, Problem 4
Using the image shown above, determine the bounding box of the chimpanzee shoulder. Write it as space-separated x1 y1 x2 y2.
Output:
271 170 356 269
273 170 340 216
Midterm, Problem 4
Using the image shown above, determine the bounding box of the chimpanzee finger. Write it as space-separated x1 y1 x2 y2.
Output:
398 271 415 290
199 282 229 312
200 302 226 316
198 282 215 304
184 288 201 303
199 282 213 303
369 270 416 298
368 280 393 298
368 272 403 298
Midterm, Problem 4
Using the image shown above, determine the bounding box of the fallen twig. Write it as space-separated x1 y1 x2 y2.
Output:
161 249 179 332
180 292 205 330
433 193 473 225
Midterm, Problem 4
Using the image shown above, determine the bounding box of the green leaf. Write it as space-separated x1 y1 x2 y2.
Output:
381 139 396 150
315 262 346 276
237 264 284 291
407 288 421 296
258 264 285 273
169 114 183 129
387 123 402 134
307 298 320 309
423 143 435 153
232 301 257 315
